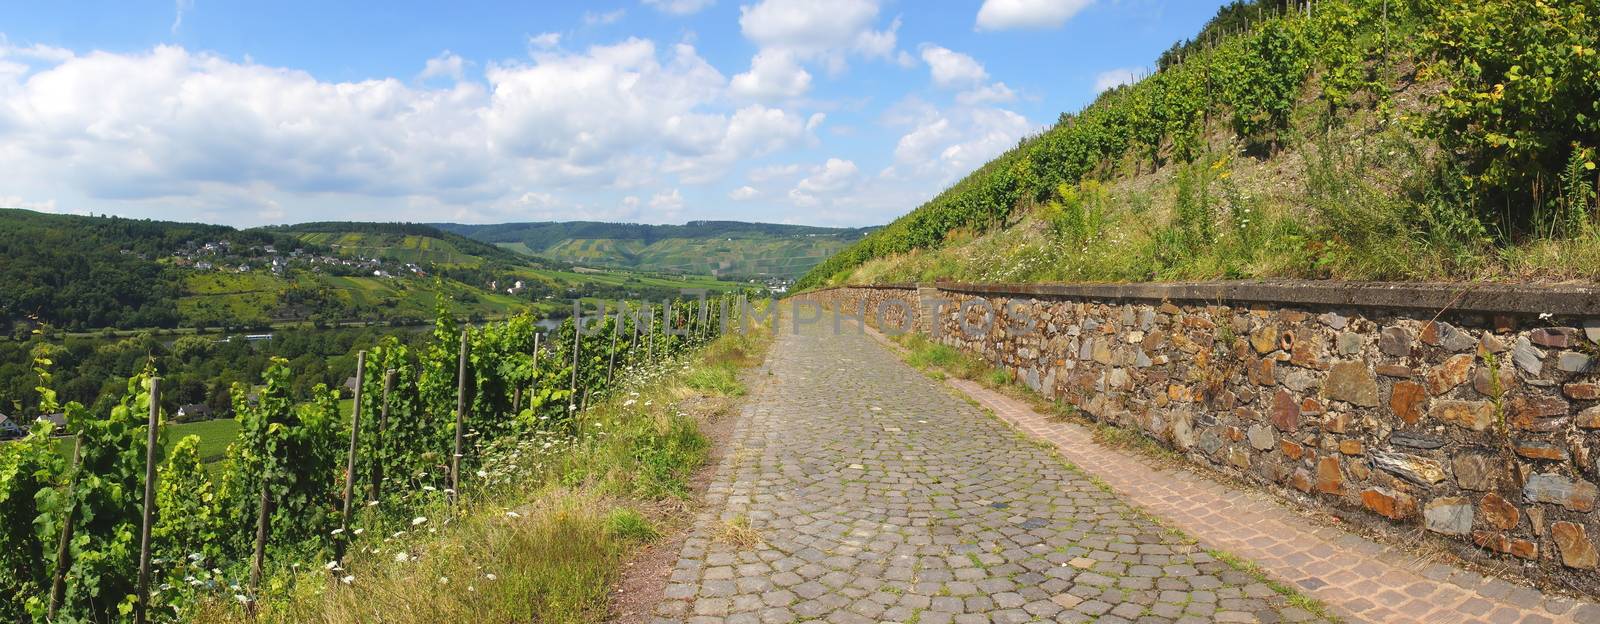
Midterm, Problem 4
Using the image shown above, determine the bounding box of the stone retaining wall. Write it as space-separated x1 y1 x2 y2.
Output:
800 281 1600 595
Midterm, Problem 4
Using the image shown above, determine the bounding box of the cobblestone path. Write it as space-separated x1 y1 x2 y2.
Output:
653 325 1335 624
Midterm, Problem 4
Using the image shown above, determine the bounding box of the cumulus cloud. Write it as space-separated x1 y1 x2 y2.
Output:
0 39 825 224
956 81 1016 105
738 0 901 74
889 104 1033 182
528 32 562 50
419 51 465 82
728 185 760 200
642 0 715 15
975 0 1093 31
919 45 987 89
730 49 811 100
1092 67 1139 93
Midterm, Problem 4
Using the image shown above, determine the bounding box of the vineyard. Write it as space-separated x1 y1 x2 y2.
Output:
0 293 761 622
797 0 1600 289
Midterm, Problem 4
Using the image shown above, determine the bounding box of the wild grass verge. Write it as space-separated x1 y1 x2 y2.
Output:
196 326 772 623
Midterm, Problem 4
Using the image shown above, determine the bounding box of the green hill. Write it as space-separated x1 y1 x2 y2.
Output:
799 0 1600 290
436 220 874 279
264 222 537 268
0 209 308 331
0 211 746 334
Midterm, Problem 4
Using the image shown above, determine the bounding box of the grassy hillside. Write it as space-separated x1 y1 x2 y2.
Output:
800 0 1600 289
438 220 873 279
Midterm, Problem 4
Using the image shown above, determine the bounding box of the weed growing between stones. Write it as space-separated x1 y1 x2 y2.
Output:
716 516 762 550
1207 549 1342 623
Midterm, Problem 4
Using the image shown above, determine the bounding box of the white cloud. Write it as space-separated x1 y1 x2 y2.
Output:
975 0 1092 31
728 185 760 200
419 51 465 82
730 49 812 100
649 188 683 208
642 0 716 15
890 105 1033 182
486 39 725 163
957 81 1016 105
584 9 627 26
738 0 901 74
919 45 987 89
0 39 829 225
0 195 59 213
171 0 194 35
529 32 562 50
1092 67 1139 93
787 157 861 209
796 158 859 194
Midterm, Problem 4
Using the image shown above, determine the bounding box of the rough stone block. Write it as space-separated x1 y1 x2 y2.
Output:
1324 362 1379 407
1362 487 1417 520
1523 474 1599 512
1370 451 1447 485
1552 522 1598 570
1478 493 1520 531
1389 381 1426 425
1452 453 1504 491
1423 497 1473 536
1379 326 1412 357
1432 400 1494 431
1425 354 1474 395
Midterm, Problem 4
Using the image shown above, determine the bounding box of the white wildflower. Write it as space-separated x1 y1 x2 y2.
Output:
394 552 410 563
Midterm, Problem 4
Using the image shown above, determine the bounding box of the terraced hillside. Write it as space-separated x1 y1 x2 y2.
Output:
269 222 532 268
438 220 873 279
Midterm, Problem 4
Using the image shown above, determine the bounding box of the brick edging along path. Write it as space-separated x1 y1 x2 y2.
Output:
859 327 1600 623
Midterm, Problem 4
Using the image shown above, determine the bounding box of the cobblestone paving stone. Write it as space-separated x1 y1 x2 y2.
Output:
653 325 1337 624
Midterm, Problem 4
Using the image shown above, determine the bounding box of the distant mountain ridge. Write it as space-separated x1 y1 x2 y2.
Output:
435 220 876 280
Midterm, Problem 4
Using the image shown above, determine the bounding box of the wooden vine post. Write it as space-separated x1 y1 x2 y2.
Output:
370 369 394 502
134 377 161 624
606 312 620 386
530 332 542 411
337 352 366 558
568 317 580 402
450 329 468 507
47 438 82 619
249 467 271 592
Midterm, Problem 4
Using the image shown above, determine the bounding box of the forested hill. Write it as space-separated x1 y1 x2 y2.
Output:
0 209 310 330
798 0 1600 290
260 221 541 268
437 220 875 280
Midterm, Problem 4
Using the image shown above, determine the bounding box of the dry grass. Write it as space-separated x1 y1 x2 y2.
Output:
715 516 763 550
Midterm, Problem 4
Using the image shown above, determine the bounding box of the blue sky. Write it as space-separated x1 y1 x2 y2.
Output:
0 0 1227 228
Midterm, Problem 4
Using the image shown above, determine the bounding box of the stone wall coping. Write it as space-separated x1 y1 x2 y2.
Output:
815 279 1600 317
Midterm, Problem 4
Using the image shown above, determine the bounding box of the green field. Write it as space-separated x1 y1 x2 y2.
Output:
49 417 242 465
